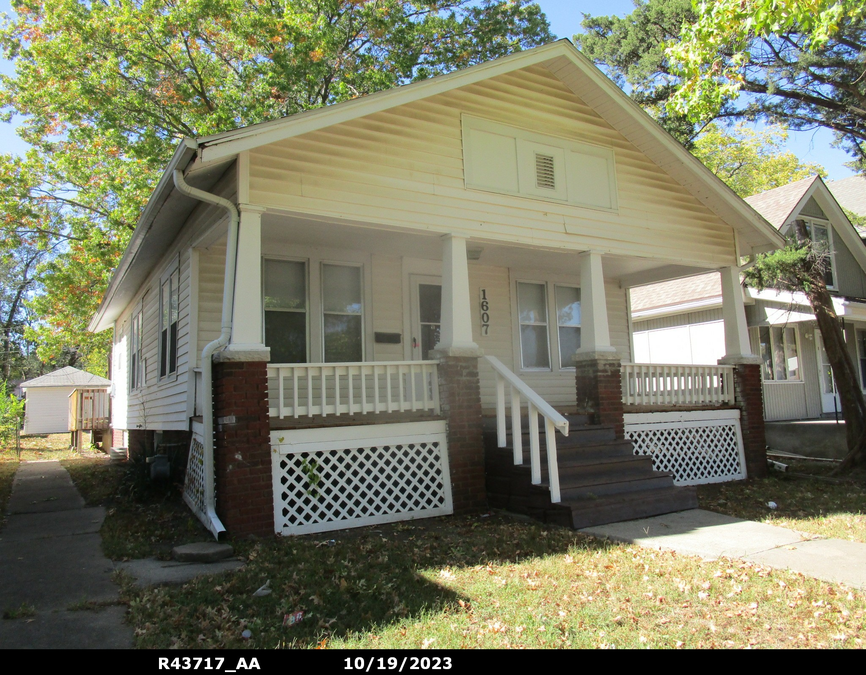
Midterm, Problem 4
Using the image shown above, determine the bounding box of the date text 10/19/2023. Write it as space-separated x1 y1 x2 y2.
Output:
344 657 453 671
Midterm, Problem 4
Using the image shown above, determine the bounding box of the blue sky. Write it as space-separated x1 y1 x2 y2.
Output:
0 0 857 180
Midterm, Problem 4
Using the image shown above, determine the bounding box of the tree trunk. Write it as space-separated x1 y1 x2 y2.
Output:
792 220 866 471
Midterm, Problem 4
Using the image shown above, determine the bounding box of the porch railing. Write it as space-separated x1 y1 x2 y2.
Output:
267 361 440 419
68 387 110 431
621 363 735 407
484 355 569 503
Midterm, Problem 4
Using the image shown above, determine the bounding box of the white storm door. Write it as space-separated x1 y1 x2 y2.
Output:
816 331 840 414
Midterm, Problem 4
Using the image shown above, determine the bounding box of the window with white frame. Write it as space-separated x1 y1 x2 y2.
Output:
129 310 143 390
264 259 308 363
555 285 581 368
787 219 836 289
263 258 365 363
516 281 581 371
758 326 801 381
159 266 179 379
322 263 363 362
517 282 550 369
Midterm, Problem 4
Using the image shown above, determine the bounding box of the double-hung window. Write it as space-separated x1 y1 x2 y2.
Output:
264 257 365 363
788 219 836 289
264 259 308 363
322 263 363 362
555 285 581 368
758 326 800 381
805 220 836 289
159 266 179 379
516 281 581 370
517 282 551 369
129 310 143 390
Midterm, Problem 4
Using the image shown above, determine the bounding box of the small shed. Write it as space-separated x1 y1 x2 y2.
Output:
20 366 111 435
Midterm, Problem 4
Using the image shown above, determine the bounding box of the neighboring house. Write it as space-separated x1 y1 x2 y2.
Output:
829 175 866 240
20 366 111 435
89 40 783 540
631 175 866 422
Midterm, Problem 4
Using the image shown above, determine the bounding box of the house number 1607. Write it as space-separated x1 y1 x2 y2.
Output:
480 288 490 336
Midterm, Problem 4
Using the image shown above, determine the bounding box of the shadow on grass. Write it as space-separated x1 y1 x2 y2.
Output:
126 512 615 649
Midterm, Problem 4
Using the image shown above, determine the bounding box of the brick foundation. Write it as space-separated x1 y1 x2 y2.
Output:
732 362 768 479
575 354 624 439
437 356 487 514
111 428 124 449
127 428 152 461
212 360 274 537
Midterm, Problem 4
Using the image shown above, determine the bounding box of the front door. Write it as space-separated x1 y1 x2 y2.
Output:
410 276 441 360
816 331 841 414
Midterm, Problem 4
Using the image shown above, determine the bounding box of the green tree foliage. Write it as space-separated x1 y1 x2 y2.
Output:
576 0 699 146
0 380 24 448
691 122 826 198
578 0 866 170
667 0 866 171
0 0 552 369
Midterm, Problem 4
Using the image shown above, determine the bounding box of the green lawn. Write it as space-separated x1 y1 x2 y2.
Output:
62 456 211 560
697 458 866 543
53 449 866 649
121 513 866 649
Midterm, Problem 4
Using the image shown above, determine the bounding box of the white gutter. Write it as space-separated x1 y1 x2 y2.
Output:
172 166 240 540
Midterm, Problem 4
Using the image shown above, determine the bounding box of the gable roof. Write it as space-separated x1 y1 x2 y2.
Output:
828 175 866 219
746 175 866 278
632 175 866 317
743 176 819 229
90 39 784 333
630 272 721 317
20 366 111 389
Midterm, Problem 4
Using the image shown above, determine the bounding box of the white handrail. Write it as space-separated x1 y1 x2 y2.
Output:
267 361 439 418
621 362 735 407
483 355 568 503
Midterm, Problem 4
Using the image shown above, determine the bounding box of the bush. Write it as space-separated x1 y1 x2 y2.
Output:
0 382 24 449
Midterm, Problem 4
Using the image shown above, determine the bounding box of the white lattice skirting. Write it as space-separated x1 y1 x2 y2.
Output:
183 421 209 527
271 421 453 535
624 410 747 486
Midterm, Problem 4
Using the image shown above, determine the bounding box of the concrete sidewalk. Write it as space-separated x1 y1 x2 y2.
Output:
0 461 133 649
583 509 866 591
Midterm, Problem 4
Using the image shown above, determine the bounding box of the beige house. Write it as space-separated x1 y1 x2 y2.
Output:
90 41 784 539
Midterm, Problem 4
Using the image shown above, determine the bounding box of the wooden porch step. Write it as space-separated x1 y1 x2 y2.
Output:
485 438 637 471
483 424 617 451
545 486 699 530
485 416 697 530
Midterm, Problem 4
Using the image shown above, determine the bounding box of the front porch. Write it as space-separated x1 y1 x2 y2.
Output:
183 210 767 538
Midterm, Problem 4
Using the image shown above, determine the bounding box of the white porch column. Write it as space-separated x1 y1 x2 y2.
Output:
434 234 480 356
576 251 616 355
719 265 758 363
226 204 269 355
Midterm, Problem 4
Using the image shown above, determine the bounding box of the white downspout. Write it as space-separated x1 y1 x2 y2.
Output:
173 167 240 539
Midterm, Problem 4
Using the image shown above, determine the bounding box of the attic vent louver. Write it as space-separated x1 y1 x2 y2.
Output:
535 153 556 190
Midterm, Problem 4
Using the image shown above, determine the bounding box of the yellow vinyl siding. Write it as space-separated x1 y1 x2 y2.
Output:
249 65 736 267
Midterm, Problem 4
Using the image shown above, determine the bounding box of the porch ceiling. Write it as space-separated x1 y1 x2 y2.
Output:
261 212 713 285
